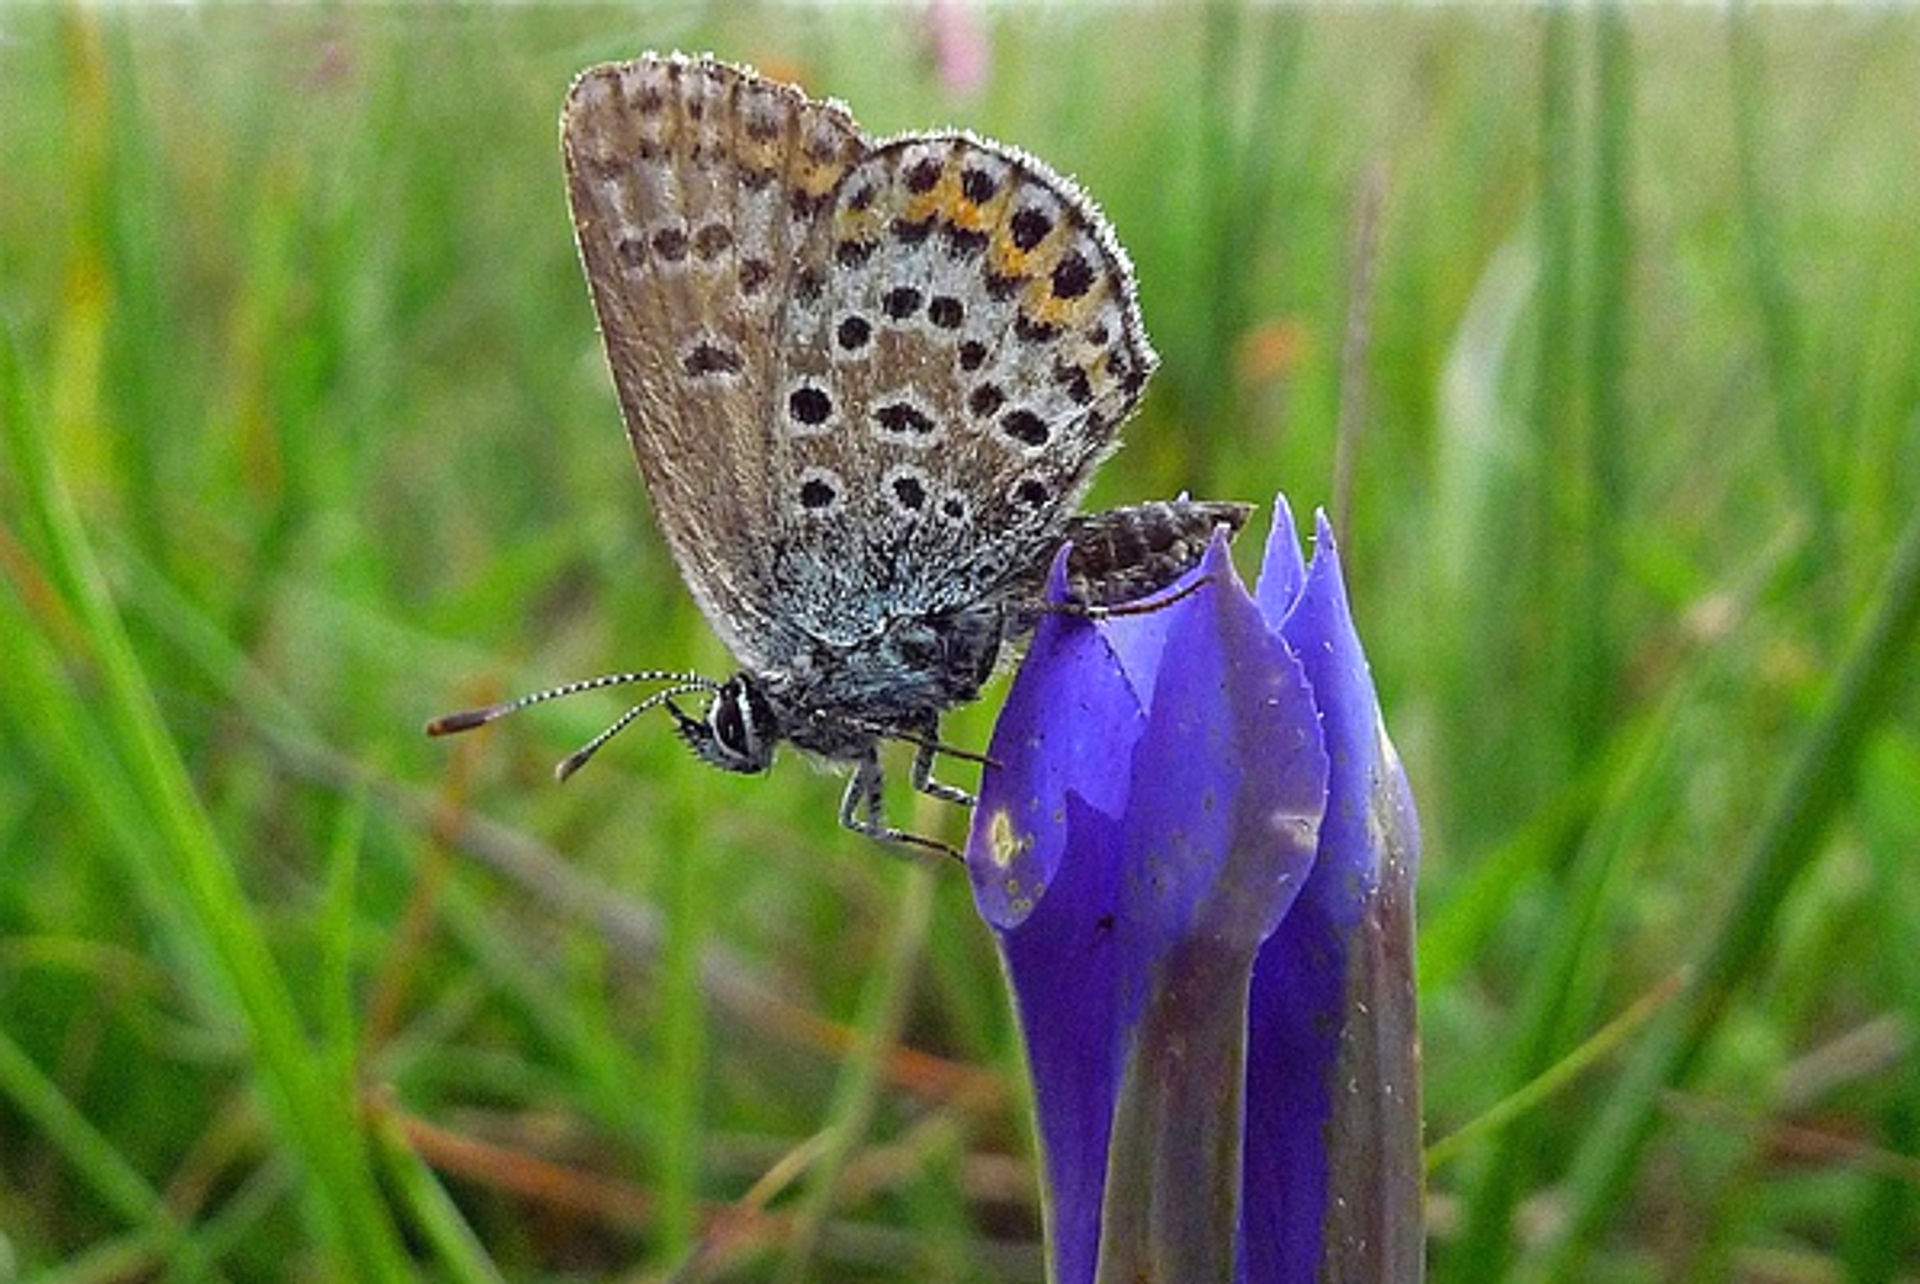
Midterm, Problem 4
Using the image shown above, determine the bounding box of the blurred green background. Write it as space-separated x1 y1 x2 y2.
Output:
4 4 1918 1281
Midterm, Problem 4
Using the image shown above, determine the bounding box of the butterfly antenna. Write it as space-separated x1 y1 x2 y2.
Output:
425 671 718 737
555 683 714 781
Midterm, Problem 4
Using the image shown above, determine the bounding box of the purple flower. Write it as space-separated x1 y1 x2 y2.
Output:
967 497 1423 1284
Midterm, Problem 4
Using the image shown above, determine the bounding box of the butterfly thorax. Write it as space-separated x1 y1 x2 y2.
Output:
767 602 1004 758
674 600 1001 774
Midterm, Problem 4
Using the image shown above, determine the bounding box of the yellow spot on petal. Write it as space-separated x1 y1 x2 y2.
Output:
986 807 1032 871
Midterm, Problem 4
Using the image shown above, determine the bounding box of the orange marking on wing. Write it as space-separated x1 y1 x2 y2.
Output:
1022 277 1108 329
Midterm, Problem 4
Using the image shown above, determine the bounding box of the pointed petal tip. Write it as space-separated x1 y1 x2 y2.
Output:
1257 494 1309 628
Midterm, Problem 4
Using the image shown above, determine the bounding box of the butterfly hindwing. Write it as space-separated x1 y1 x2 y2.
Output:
768 133 1157 650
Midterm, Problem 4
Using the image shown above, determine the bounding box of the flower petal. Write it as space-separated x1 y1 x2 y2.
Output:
1093 531 1328 1282
1254 492 1309 630
975 527 1331 1284
968 547 1144 930
1241 511 1425 1284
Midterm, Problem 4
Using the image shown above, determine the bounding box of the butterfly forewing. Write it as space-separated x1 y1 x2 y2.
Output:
560 56 864 668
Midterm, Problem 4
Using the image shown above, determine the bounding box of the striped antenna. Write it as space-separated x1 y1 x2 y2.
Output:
424 670 719 737
554 683 714 781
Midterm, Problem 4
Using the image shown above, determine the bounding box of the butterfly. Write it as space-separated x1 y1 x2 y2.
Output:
429 54 1247 858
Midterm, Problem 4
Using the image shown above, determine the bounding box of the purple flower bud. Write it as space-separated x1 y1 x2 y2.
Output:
969 497 1424 1284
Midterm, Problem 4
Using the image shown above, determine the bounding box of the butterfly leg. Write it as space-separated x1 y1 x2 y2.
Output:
909 735 975 809
839 751 962 862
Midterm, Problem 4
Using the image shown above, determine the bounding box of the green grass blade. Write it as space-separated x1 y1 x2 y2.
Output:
371 1108 510 1284
1529 472 1920 1281
0 324 411 1278
0 1026 219 1280
657 802 713 1264
1726 9 1827 533
778 862 939 1283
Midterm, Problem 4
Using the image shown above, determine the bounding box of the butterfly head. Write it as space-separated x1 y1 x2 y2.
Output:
668 673 781 775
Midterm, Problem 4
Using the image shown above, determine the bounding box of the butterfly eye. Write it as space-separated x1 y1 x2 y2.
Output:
691 675 777 775
713 688 751 755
